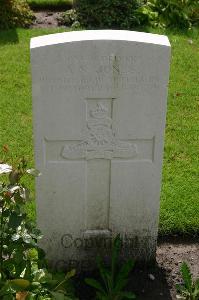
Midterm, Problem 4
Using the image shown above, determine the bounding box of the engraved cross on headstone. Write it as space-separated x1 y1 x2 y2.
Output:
61 98 138 235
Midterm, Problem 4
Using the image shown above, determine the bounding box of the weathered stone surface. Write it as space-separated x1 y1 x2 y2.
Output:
31 30 171 270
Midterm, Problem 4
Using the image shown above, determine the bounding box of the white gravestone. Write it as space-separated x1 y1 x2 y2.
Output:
31 30 170 270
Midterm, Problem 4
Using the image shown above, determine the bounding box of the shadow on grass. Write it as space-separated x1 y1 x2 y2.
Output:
0 28 19 45
158 233 199 244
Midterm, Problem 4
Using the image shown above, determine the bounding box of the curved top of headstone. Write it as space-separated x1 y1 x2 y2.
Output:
30 30 170 49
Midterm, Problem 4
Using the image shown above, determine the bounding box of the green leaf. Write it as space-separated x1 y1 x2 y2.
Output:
112 234 122 268
2 295 14 300
193 288 199 298
37 248 46 265
96 291 107 300
50 291 65 300
3 209 10 218
26 169 41 177
22 233 36 246
24 260 32 280
119 291 136 299
10 279 30 289
2 260 15 274
8 213 23 229
85 278 106 294
114 259 134 292
65 269 76 280
180 262 192 293
15 261 26 278
195 278 199 288
96 256 110 291
30 282 41 289
0 281 16 296
11 233 20 241
26 248 39 261
25 293 37 300
176 284 186 293
33 269 52 283
114 278 128 294
192 278 199 298
20 188 30 201
9 171 20 185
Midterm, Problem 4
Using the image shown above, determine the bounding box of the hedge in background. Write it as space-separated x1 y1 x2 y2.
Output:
0 0 34 29
75 0 142 29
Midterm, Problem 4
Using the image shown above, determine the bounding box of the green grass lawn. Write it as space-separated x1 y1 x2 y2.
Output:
0 27 198 235
27 0 72 10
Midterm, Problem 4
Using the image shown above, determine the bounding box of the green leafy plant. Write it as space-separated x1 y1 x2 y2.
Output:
0 160 77 299
0 268 77 299
176 262 199 300
74 0 142 29
0 160 43 281
154 0 199 28
0 0 35 29
57 9 79 27
136 0 199 29
85 235 136 300
135 1 159 27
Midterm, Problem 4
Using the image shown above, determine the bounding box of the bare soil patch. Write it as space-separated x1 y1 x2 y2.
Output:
155 240 199 299
31 11 65 28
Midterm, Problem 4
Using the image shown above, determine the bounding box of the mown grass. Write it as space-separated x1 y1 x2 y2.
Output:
158 28 199 235
0 27 198 235
27 0 72 10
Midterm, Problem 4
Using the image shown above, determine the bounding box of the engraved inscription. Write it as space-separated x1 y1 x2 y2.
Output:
61 102 137 160
37 54 161 93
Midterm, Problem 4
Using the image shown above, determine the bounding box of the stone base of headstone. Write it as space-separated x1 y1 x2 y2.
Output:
42 233 157 272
